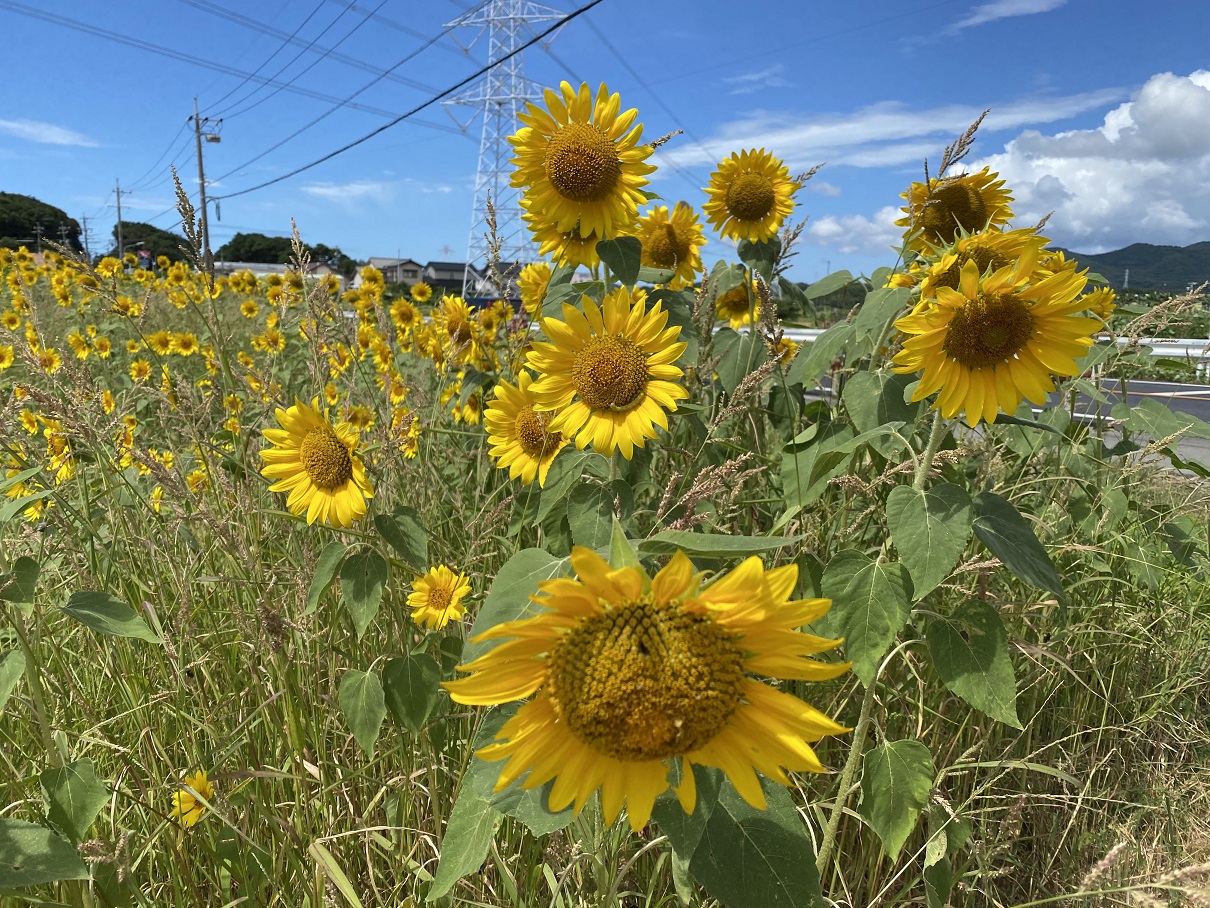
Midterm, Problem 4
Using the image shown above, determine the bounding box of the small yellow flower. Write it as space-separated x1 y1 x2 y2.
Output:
126 339 141 354
186 468 209 494
240 299 260 318
93 336 112 358
130 358 152 383
146 330 173 357
171 769 214 828
0 344 12 371
172 333 199 356
150 485 163 512
39 348 62 374
100 389 115 415
408 565 472 630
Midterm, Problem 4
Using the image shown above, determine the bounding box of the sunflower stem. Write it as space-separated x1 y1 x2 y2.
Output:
815 677 877 874
913 409 948 491
5 605 62 767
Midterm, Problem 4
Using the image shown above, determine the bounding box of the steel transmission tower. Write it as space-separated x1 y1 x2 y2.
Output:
443 1 565 298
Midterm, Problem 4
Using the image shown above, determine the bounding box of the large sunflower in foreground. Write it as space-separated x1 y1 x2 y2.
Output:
527 286 687 459
892 253 1100 427
485 371 569 486
635 203 707 289
896 167 1014 254
445 547 851 831
511 81 655 240
702 148 800 244
260 398 373 527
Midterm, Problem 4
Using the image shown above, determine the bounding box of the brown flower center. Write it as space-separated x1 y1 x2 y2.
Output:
299 425 354 490
932 247 1005 292
546 598 745 761
545 123 622 202
943 292 1036 370
715 284 758 321
571 334 649 411
725 172 776 221
643 223 687 270
425 584 452 615
514 406 562 456
920 181 991 246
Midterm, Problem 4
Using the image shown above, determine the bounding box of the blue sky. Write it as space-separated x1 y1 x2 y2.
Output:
2 0 1208 282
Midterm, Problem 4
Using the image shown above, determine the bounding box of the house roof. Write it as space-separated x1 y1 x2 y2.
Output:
425 261 477 272
367 257 422 267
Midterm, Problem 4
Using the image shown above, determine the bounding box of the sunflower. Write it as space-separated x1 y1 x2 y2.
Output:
240 299 260 319
896 167 1014 254
146 330 173 357
129 358 151 382
446 547 850 831
916 228 1047 302
172 332 199 356
511 81 655 240
171 769 214 828
39 348 62 374
408 565 472 630
485 371 569 486
260 397 373 527
0 344 12 371
527 286 688 459
518 262 552 320
410 281 433 303
714 279 761 329
1082 286 1117 321
521 206 609 270
635 203 707 289
892 252 1101 427
390 298 420 334
702 149 800 244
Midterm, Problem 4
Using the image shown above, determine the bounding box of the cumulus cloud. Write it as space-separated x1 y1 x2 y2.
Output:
0 118 99 147
970 70 1210 251
805 206 902 257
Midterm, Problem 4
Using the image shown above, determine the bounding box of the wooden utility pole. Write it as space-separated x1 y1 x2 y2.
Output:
189 97 221 271
114 179 130 257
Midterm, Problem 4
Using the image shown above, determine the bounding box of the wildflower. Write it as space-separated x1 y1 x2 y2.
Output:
171 769 214 828
408 565 472 630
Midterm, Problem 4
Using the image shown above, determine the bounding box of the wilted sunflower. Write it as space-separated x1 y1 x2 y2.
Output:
527 286 687 459
892 253 1100 426
408 564 472 630
635 203 706 289
511 81 654 240
446 547 850 831
260 397 373 527
702 149 800 244
896 167 1013 254
485 371 569 486
518 261 552 320
714 279 761 329
171 769 214 828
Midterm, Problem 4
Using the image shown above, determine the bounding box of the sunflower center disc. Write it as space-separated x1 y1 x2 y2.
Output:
545 123 622 202
571 334 648 411
645 224 686 270
445 311 473 346
716 284 755 320
299 426 354 490
514 406 561 456
725 172 776 221
425 585 452 616
943 292 1037 370
547 599 745 761
934 247 1004 292
921 181 990 246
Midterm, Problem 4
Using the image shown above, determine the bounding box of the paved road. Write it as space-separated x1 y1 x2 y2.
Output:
1061 378 1210 467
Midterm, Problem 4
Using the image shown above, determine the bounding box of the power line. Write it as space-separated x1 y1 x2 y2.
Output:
217 0 391 121
211 5 475 184
124 119 191 191
212 0 605 203
331 1 484 63
0 0 418 120
202 0 331 116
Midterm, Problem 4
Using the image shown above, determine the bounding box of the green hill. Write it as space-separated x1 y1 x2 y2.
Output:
1060 241 1210 291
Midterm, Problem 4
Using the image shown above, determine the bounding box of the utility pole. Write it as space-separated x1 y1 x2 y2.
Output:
114 179 130 258
80 215 92 260
33 222 43 254
189 97 222 271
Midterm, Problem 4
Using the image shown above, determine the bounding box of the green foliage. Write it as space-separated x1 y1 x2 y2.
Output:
339 551 387 638
40 759 109 844
926 600 1021 728
886 483 972 598
214 231 357 276
339 669 387 756
0 819 89 887
60 591 162 643
858 741 936 861
595 236 642 286
0 650 24 714
821 551 913 684
108 221 187 261
971 492 1065 601
0 192 81 252
382 653 440 736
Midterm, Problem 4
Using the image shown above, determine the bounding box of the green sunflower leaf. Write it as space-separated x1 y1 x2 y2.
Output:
338 669 386 757
339 551 387 639
926 600 1021 728
463 549 567 663
305 541 347 616
0 819 88 887
0 650 25 716
40 759 109 845
804 269 855 300
61 591 162 644
382 653 441 736
596 236 643 287
639 530 795 558
820 551 912 684
971 492 1065 601
858 740 936 861
374 507 428 572
886 483 973 599
0 555 39 603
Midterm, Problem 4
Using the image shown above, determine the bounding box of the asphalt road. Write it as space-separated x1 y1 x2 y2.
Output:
1062 378 1210 466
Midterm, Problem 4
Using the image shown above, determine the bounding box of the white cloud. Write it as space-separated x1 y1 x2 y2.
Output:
805 206 902 257
722 64 789 96
804 180 842 198
948 0 1067 32
655 89 1124 171
970 70 1210 251
0 118 99 147
301 180 392 201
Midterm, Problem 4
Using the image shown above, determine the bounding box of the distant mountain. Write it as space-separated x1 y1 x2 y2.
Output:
1059 241 1210 291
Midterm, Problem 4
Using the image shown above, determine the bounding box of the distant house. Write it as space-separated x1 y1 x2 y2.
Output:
359 257 423 286
423 261 483 298
212 260 345 290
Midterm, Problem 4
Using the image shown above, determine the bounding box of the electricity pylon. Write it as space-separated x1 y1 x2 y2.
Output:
442 1 565 298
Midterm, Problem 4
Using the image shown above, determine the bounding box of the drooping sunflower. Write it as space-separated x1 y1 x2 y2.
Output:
408 565 472 630
171 769 214 828
518 262 552 320
259 397 373 527
526 286 688 459
485 371 570 486
714 279 761 329
1082 286 1117 321
446 547 851 831
896 167 1014 254
702 149 800 244
510 81 655 240
892 252 1101 427
635 203 707 289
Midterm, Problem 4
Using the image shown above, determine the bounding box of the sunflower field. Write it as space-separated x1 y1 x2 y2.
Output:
1 83 1209 907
